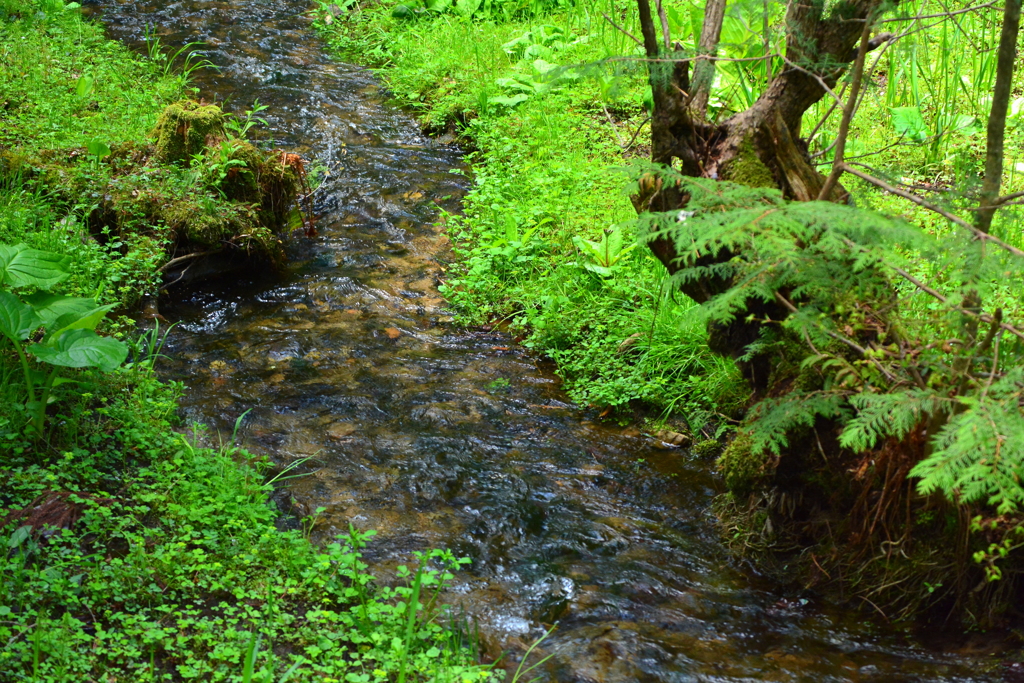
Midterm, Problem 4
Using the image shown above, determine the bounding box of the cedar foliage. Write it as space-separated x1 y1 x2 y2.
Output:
630 159 1024 620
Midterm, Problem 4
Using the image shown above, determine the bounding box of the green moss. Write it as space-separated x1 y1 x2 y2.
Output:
720 138 777 189
693 438 723 458
718 431 774 495
220 142 301 231
152 100 226 164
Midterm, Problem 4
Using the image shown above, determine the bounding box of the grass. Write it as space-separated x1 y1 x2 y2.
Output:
0 1 495 680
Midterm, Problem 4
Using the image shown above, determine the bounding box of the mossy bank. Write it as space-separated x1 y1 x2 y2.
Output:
0 0 493 679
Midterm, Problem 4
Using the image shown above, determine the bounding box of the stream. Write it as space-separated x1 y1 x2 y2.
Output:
91 0 1006 680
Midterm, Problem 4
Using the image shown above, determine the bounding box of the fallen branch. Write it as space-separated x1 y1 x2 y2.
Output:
158 249 220 273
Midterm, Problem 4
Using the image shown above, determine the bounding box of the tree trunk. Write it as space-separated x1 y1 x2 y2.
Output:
633 0 891 377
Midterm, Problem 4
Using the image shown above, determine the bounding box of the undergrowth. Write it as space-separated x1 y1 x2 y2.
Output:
317 0 1024 626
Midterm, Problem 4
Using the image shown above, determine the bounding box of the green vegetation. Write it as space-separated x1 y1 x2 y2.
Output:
0 0 304 282
0 0 495 679
317 3 746 433
316 0 1024 625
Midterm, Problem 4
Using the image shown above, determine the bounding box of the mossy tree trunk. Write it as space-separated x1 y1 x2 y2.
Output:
633 0 890 301
632 0 892 383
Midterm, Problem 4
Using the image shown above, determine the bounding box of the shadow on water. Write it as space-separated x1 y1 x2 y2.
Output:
90 0 1005 679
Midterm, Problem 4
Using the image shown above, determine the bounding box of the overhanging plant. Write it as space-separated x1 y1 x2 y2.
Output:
0 243 128 437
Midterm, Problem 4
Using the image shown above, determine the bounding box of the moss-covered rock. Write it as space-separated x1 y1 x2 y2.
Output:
152 100 226 164
718 432 774 496
219 142 301 231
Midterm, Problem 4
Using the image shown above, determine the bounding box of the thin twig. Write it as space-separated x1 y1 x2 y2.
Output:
602 13 643 47
601 103 628 149
624 115 652 150
878 1 996 23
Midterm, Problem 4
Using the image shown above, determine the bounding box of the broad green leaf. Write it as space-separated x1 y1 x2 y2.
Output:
583 263 614 278
0 244 70 289
487 94 529 107
501 32 533 56
453 0 481 17
523 44 554 61
75 74 94 98
572 236 603 262
45 305 116 342
425 0 451 12
504 215 519 242
86 139 111 159
889 106 927 142
0 290 40 342
24 293 111 331
31 328 128 372
607 227 623 257
7 525 31 549
391 3 417 18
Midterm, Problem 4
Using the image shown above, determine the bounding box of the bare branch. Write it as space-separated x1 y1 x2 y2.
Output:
689 0 727 118
975 0 1021 233
602 13 643 47
818 16 874 200
655 0 671 50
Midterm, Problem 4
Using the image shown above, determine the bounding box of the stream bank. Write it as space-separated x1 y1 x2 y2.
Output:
67 0 1017 680
0 2 485 680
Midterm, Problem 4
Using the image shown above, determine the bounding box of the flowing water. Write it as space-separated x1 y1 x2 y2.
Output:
90 1 1008 680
